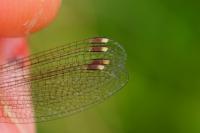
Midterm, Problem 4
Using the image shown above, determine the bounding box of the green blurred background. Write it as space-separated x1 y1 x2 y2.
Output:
29 0 200 133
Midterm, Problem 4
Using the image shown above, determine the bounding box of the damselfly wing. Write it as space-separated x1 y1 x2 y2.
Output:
0 37 128 123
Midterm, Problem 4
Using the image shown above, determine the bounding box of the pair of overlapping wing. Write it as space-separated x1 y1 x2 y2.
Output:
0 37 128 123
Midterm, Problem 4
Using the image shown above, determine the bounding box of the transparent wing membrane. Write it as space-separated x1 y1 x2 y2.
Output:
0 37 128 123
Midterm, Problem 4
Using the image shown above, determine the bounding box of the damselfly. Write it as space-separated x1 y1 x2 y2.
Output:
0 37 128 123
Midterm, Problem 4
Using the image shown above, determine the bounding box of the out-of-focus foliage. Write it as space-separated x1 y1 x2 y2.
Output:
30 0 200 133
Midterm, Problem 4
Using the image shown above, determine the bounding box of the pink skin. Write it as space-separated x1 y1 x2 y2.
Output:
0 38 36 133
0 0 62 36
0 1 61 132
